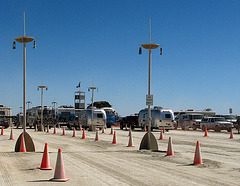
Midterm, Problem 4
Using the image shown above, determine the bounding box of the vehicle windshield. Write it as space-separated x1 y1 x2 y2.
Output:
191 115 204 120
224 115 236 120
215 118 226 122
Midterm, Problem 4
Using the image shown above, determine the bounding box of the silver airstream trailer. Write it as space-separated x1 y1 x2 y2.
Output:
76 109 106 129
138 107 175 131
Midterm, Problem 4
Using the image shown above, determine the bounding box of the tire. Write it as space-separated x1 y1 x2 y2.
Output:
202 125 205 131
193 125 197 130
215 125 221 132
120 124 123 130
227 128 231 132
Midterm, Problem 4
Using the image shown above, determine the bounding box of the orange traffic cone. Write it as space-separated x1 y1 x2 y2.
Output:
229 128 234 139
110 127 113 135
35 124 38 132
38 143 52 170
50 149 69 182
82 128 86 139
95 129 100 141
102 127 105 134
19 134 26 152
72 127 76 137
166 137 175 156
112 131 117 144
62 127 66 136
163 126 165 133
193 141 204 165
53 125 56 134
144 125 146 132
204 128 208 137
1 126 4 135
46 125 50 133
9 127 14 140
158 130 164 140
127 130 134 147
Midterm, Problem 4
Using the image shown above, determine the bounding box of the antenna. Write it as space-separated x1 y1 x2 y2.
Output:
23 12 25 36
149 19 151 43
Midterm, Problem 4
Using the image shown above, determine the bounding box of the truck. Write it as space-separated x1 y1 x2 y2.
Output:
138 107 175 131
76 109 106 129
0 105 11 128
120 115 139 130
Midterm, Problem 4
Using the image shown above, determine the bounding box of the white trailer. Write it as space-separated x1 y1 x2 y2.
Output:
76 109 106 129
138 107 175 131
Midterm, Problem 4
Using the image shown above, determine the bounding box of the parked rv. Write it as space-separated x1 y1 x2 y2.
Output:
56 106 75 128
0 105 11 128
76 109 106 129
138 107 175 131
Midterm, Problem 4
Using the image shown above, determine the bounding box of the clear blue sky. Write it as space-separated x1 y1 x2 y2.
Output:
1 0 240 116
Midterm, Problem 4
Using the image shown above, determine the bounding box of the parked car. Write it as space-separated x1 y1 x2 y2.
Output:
200 117 234 132
120 115 139 130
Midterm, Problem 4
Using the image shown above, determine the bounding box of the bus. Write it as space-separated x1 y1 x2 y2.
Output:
102 108 117 128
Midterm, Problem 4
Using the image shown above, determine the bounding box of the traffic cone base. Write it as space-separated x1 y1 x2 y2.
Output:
82 128 86 139
50 149 69 182
127 131 134 147
38 143 52 170
229 128 234 139
158 130 164 140
72 127 76 137
62 127 66 136
53 126 57 134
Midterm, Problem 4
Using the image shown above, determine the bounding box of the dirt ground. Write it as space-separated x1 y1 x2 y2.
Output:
0 126 239 185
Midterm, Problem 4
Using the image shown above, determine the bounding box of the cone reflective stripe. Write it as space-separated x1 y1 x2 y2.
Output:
112 131 117 144
166 137 175 156
95 129 100 141
163 126 165 133
9 128 14 140
102 127 105 134
47 125 50 133
35 124 38 132
72 127 76 137
1 126 3 135
50 149 69 182
229 128 234 139
62 127 66 136
204 128 208 137
127 130 134 147
19 134 26 152
144 125 146 132
193 141 204 165
110 127 113 135
82 128 86 139
53 125 56 134
38 143 52 170
159 129 164 140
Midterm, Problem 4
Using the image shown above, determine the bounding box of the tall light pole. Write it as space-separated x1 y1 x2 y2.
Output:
52 101 57 120
38 85 48 131
139 19 163 150
26 101 32 110
12 12 37 152
88 86 98 125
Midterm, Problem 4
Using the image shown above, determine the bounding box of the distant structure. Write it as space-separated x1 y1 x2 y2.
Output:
75 91 85 109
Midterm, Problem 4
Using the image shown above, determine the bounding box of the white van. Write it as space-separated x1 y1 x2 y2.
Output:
75 109 106 129
138 107 175 131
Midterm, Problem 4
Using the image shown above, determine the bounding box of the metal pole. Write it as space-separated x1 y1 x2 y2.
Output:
148 48 152 133
91 89 94 124
41 88 43 127
23 43 26 133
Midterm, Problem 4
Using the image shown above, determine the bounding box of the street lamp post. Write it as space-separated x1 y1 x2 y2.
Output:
13 12 37 152
139 19 163 150
38 85 48 131
88 86 98 131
